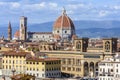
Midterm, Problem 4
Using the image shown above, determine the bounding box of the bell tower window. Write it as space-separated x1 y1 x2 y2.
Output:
76 41 81 50
105 41 110 52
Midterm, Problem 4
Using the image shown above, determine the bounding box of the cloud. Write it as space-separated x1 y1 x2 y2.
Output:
113 5 120 10
49 2 58 8
99 10 108 17
67 3 85 10
0 1 20 8
10 2 20 8
24 2 46 10
22 2 59 12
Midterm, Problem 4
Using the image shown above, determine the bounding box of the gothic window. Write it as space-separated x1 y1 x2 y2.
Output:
105 41 110 52
76 41 81 50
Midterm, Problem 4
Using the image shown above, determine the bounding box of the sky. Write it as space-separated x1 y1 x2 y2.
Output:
0 0 120 25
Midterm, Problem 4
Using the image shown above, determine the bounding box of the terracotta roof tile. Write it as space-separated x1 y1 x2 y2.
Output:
53 14 75 30
26 57 60 62
2 51 30 56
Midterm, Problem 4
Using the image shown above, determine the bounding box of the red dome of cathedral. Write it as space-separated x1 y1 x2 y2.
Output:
14 30 20 38
53 8 75 30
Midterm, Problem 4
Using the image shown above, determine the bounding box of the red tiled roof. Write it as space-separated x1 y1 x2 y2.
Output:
26 57 60 62
14 30 20 38
2 51 30 56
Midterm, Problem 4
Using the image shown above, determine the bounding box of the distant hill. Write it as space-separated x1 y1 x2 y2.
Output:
1 20 120 38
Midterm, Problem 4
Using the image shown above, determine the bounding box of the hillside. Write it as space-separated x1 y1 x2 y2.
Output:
1 20 120 38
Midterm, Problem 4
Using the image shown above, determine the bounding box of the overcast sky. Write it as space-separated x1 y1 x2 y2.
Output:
0 0 120 25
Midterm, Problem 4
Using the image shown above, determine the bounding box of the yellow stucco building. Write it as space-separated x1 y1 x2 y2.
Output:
0 50 61 79
1 51 29 76
26 56 61 78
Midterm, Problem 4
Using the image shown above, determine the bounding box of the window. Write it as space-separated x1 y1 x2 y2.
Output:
68 58 71 64
62 58 66 64
33 68 35 71
67 67 71 71
9 65 11 69
65 31 67 33
37 73 39 77
116 69 118 72
42 74 44 77
117 64 118 67
111 69 113 72
76 68 81 71
42 62 44 65
37 62 39 64
76 41 81 50
36 36 38 38
76 59 81 65
33 62 35 64
26 62 28 64
6 65 8 69
105 41 110 52
36 68 38 71
30 62 32 64
57 30 59 33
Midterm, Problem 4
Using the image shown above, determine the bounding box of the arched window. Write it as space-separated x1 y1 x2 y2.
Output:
105 41 110 52
76 41 81 50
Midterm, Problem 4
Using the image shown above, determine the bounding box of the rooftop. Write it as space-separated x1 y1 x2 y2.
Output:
26 56 60 62
2 51 30 56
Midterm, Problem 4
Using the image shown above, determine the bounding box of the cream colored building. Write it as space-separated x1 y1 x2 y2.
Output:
98 54 120 80
1 51 29 76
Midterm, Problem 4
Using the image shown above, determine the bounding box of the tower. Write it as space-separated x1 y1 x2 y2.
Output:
8 21 12 40
74 38 89 52
53 8 75 41
103 38 117 53
20 16 27 40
